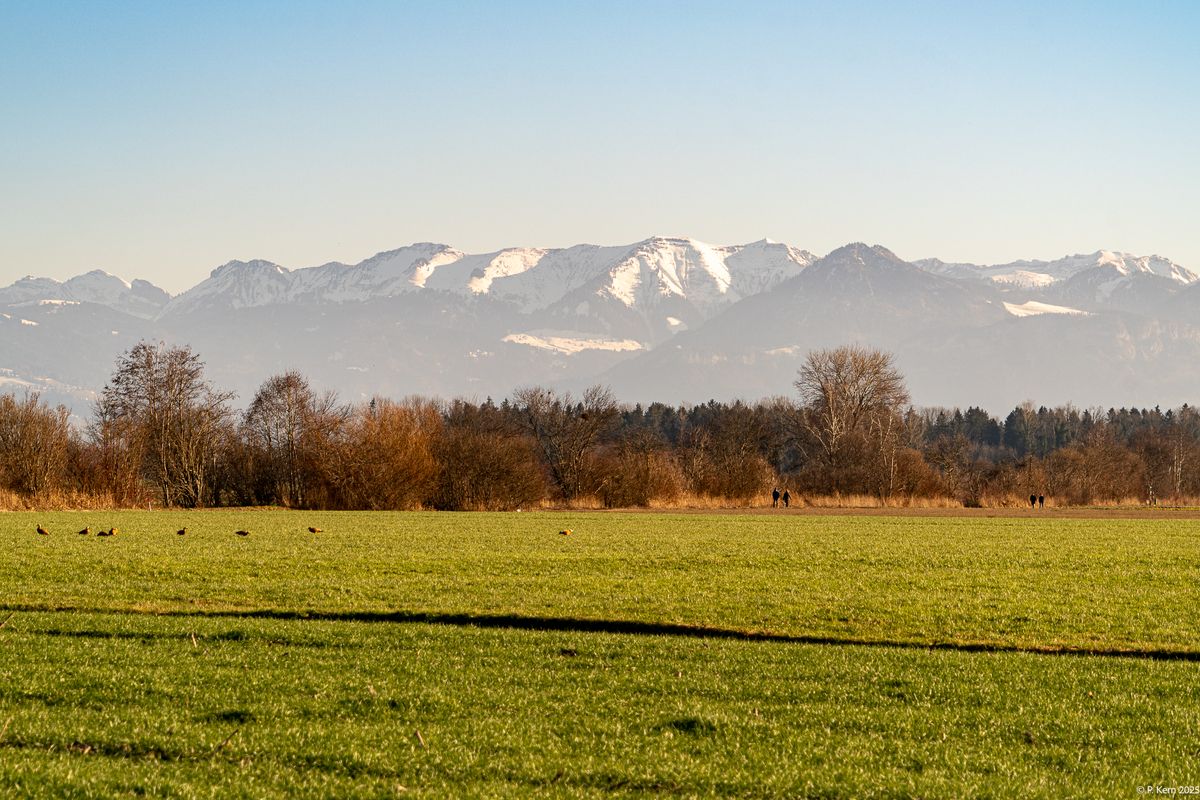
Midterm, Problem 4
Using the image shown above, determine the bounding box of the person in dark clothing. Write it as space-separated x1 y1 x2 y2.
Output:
1029 494 1037 509
782 489 791 508
772 487 780 508
1038 494 1045 509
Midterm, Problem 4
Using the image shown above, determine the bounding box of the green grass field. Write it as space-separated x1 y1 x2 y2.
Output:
1 511 1198 796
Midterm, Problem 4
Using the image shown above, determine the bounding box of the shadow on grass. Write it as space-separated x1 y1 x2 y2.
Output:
5 604 1200 663
21 626 343 649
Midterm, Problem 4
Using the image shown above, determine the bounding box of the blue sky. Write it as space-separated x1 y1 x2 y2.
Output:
1 1 1197 292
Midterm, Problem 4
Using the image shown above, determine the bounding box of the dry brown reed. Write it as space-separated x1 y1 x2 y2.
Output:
0 488 137 512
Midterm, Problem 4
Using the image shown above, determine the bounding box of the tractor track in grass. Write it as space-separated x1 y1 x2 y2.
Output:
4 604 1199 664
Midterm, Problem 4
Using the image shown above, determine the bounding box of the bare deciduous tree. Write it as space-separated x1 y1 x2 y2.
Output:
1167 405 1200 500
1047 427 1144 505
0 392 72 496
95 341 234 507
85 393 147 505
678 403 774 501
513 385 618 501
596 428 685 508
323 397 441 510
243 370 345 507
795 345 910 493
432 400 546 510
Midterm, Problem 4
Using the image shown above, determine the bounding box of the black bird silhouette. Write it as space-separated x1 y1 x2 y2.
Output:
36 524 50 536
78 527 91 536
308 526 322 533
176 528 186 536
234 530 250 537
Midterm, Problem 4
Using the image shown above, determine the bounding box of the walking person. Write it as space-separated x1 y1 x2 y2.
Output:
1038 494 1045 509
772 487 780 508
782 489 790 508
1029 494 1037 509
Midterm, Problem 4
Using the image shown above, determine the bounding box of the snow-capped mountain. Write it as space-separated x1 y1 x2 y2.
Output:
2 239 1199 415
596 244 1200 410
515 237 816 345
157 244 464 317
0 270 169 319
155 237 815 352
915 250 1198 289
161 237 814 320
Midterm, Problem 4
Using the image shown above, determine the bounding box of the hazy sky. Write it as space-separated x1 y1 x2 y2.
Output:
2 1 1197 293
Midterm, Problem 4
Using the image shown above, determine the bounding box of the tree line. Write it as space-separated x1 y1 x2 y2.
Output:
2 341 1199 510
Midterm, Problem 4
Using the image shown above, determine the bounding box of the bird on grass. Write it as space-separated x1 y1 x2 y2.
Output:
176 528 186 536
78 527 91 536
308 526 323 533
109 527 119 536
559 529 572 536
96 529 112 537
36 524 50 536
234 530 250 537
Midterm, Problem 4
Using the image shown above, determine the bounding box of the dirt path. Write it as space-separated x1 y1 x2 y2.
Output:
620 505 1200 520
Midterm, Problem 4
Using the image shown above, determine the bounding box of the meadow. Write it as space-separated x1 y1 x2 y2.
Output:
0 510 1197 796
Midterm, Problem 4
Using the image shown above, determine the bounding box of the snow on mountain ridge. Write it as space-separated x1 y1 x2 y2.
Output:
597 237 734 312
8 240 1200 418
1003 300 1091 318
582 236 815 316
915 250 1197 287
468 249 548 294
0 269 168 319
423 247 547 296
69 268 132 293
8 242 1188 325
160 245 462 315
724 239 818 296
159 237 814 319
183 259 294 310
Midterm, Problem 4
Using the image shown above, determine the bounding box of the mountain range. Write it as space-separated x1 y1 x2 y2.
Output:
2 237 1198 417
